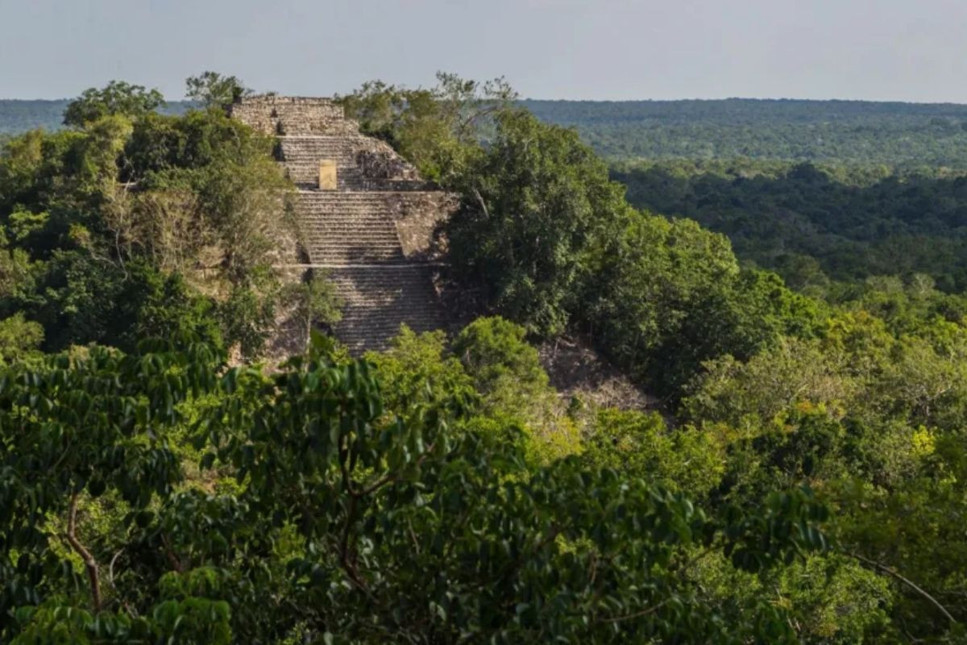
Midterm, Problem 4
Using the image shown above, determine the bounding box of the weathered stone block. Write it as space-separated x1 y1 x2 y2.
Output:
318 160 338 190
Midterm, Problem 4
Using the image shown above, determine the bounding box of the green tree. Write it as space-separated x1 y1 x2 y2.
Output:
339 72 516 183
452 316 552 414
583 212 818 398
448 110 631 336
451 316 580 462
365 325 475 414
583 408 725 498
2 341 831 643
0 312 43 364
63 81 164 128
185 71 251 112
1 89 295 358
284 271 344 350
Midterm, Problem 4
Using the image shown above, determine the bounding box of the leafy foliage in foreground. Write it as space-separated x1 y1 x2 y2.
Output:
0 337 829 643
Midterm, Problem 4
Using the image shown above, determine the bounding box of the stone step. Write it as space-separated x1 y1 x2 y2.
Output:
295 192 445 212
298 210 402 226
299 210 402 219
302 237 403 264
302 228 398 236
279 136 367 162
287 172 372 191
303 236 400 245
296 191 413 200
303 232 398 238
295 197 412 220
299 204 401 212
300 216 398 223
295 195 407 204
302 232 399 242
310 253 403 264
284 164 360 183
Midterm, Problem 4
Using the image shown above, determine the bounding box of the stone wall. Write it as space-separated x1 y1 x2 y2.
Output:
386 192 459 260
230 96 355 136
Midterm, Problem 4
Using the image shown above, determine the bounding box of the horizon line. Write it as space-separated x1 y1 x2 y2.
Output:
3 95 967 107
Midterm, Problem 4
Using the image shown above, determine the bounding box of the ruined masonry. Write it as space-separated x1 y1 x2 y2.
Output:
230 96 456 353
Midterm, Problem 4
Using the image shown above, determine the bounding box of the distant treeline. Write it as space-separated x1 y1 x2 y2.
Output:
523 99 967 167
9 97 967 167
0 99 70 133
0 99 188 133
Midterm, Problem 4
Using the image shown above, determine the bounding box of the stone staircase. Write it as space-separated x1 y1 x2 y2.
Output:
296 192 405 264
295 189 449 351
231 96 454 354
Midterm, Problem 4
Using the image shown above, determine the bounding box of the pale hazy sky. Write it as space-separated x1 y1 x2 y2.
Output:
2 0 967 102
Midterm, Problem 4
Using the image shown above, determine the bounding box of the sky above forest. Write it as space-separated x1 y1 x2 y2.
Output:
2 0 966 102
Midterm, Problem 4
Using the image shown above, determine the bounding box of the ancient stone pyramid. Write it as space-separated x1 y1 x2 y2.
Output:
230 96 455 353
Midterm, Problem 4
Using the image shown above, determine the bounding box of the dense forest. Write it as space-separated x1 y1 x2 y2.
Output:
0 99 188 135
524 99 967 167
2 75 967 643
614 160 967 292
0 100 72 133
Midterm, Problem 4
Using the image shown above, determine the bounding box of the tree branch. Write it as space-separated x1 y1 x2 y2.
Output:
160 533 185 573
473 188 491 221
337 433 367 590
338 493 366 590
598 598 670 624
64 493 102 613
108 548 124 587
851 552 957 624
